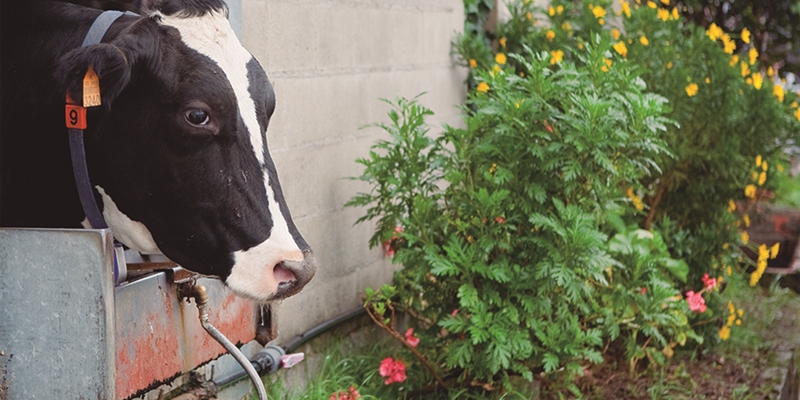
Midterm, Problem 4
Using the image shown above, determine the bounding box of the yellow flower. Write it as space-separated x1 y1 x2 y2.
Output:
621 1 631 17
768 66 774 77
469 59 477 68
499 37 507 47
557 5 564 14
736 319 742 325
705 77 710 84
742 27 751 44
671 7 679 19
667 61 673 69
526 12 533 21
600 59 612 72
592 5 607 18
752 72 763 89
706 22 723 41
685 83 698 97
548 5 555 16
626 188 645 211
489 163 497 173
743 214 750 227
492 64 501 75
756 154 762 166
749 47 758 65
737 308 744 317
657 8 669 21
721 34 736 54
495 53 507 65
546 30 555 41
614 41 628 57
727 199 736 212
794 107 800 122
758 171 767 186
774 85 785 102
730 55 739 67
611 28 621 40
771 242 780 259
599 18 605 25
660 0 669 4
719 326 731 340
577 42 584 50
740 63 751 78
745 184 757 198
746 77 753 85
640 36 649 45
778 164 785 172
727 265 733 275
751 171 759 181
550 50 564 65
561 22 572 31
762 160 769 171
476 82 489 93
647 1 657 8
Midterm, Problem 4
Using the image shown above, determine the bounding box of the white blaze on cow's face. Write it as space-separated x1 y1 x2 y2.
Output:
157 11 308 301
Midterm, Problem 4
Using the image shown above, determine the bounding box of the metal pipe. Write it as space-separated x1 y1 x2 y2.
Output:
191 285 267 400
213 306 366 389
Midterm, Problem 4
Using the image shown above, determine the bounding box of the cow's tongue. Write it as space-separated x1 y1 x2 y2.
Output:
274 264 296 286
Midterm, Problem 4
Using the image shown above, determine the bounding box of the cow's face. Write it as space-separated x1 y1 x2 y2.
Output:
56 3 315 302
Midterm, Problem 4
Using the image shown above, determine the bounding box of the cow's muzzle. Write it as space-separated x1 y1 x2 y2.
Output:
272 249 316 300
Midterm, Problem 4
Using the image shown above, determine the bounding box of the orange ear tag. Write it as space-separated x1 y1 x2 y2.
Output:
82 66 101 107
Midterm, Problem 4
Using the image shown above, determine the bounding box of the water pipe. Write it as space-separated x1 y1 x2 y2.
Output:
212 306 366 390
190 284 268 400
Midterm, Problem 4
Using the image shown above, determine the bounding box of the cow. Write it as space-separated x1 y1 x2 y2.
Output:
0 0 316 302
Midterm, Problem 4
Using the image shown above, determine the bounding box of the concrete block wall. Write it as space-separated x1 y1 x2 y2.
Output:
240 0 468 340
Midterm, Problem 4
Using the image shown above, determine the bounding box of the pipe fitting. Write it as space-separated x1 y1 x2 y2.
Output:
188 284 267 400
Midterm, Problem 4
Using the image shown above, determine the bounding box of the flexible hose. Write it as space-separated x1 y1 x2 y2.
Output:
192 285 267 400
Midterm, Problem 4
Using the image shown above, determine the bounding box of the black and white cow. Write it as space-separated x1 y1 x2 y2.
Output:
0 0 316 302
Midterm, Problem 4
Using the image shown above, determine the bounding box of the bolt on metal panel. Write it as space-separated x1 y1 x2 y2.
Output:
0 228 116 400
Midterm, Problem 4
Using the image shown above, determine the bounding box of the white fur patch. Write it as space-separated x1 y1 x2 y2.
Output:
159 11 303 299
157 11 263 165
97 186 161 254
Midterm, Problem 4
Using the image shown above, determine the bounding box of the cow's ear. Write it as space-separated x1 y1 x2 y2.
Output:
56 43 133 108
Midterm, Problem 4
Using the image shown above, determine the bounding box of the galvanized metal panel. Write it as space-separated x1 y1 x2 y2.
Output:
115 273 257 399
0 228 116 400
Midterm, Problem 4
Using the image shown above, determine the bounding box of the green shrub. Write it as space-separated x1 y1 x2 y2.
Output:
350 41 698 392
349 0 800 395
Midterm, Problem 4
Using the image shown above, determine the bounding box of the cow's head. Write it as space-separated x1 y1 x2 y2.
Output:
55 0 315 302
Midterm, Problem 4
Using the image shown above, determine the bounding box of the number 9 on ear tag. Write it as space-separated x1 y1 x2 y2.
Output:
83 66 101 107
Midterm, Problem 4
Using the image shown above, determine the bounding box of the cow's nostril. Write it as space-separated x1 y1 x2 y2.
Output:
274 262 297 287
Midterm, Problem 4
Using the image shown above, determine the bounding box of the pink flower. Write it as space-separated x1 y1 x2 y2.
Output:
379 357 407 385
495 216 505 224
685 290 707 313
404 328 420 347
382 226 404 257
639 287 647 295
701 273 717 290
451 309 459 316
382 241 395 258
330 386 361 400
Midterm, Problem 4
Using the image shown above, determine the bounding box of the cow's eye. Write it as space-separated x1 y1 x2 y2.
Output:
185 109 210 126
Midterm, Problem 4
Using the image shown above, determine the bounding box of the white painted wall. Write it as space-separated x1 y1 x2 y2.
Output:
240 0 468 340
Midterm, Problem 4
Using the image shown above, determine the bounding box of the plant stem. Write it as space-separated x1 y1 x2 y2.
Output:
365 305 448 388
645 182 667 230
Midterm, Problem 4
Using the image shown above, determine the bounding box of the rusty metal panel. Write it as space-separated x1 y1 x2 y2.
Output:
115 273 257 400
0 228 117 400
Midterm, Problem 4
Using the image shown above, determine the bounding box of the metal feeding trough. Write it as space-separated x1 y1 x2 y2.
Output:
0 228 301 399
